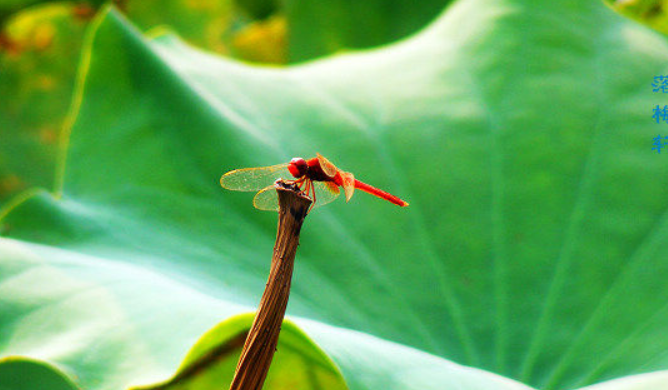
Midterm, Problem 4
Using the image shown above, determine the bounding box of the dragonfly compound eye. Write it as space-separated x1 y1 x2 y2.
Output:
288 157 308 177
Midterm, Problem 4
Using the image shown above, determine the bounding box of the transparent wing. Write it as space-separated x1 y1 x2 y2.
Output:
220 163 291 192
312 181 341 208
340 172 355 202
316 153 338 178
253 180 341 211
252 185 280 211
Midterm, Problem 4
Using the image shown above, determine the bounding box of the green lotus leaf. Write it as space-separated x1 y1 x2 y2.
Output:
2 1 668 389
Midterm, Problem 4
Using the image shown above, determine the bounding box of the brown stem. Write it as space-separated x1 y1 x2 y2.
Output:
229 180 312 390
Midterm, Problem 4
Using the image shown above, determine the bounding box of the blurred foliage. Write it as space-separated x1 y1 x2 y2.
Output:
124 0 284 61
283 0 451 61
0 0 283 205
608 0 668 34
0 0 453 206
230 14 286 63
0 3 88 204
3 0 667 205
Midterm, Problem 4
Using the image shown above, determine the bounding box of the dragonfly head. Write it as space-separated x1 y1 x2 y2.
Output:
288 157 308 178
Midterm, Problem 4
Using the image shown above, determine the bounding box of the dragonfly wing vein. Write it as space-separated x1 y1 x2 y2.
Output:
220 163 291 191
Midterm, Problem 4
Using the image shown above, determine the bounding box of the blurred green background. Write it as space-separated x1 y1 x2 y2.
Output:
3 0 666 207
0 0 453 205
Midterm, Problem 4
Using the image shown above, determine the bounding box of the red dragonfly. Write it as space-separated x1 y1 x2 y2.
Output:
220 153 409 211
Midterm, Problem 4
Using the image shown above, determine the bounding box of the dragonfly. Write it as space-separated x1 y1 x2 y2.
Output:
220 153 409 211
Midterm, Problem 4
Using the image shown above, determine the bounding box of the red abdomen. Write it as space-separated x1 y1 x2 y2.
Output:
354 179 408 207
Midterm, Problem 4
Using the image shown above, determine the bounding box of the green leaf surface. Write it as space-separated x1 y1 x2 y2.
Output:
2 1 668 389
0 357 79 390
128 315 347 390
0 0 278 207
283 0 453 61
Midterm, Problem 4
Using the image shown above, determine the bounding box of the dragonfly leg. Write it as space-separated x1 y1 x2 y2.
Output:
309 182 316 213
292 178 315 213
288 177 306 191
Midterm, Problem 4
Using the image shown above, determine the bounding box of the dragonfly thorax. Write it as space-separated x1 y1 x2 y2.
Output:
288 157 308 178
